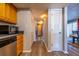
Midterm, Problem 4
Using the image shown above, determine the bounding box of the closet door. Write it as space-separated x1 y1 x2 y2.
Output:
48 9 63 51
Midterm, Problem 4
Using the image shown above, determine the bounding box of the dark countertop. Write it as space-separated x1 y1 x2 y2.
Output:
0 31 24 39
0 31 24 48
0 34 18 39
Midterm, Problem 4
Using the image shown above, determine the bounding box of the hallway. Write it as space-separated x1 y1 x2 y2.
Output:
22 40 68 56
30 40 48 56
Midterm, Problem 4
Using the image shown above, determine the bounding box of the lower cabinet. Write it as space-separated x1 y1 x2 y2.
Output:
16 34 23 56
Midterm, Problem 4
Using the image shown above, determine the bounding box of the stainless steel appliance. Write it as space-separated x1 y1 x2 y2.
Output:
0 25 18 34
0 36 16 56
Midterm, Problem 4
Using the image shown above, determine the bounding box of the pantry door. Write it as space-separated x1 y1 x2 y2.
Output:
50 9 63 51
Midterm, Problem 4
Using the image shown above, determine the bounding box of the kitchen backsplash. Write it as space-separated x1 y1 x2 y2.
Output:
0 21 18 26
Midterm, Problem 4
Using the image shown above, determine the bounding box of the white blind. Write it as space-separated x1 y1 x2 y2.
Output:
72 21 77 31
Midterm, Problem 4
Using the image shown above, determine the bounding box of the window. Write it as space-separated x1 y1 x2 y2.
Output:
72 21 77 31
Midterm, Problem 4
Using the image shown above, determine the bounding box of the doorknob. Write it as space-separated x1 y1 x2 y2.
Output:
59 32 61 34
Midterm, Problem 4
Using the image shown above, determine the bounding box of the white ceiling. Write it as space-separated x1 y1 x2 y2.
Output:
13 3 68 9
13 3 76 17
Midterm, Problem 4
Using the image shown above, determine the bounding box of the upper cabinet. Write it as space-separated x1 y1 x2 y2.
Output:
10 5 17 24
5 4 10 22
0 3 17 24
0 4 6 21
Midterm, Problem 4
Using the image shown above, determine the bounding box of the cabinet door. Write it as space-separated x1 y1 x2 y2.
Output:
13 7 17 24
0 3 6 20
10 5 16 24
0 3 16 24
5 4 10 22
16 34 23 56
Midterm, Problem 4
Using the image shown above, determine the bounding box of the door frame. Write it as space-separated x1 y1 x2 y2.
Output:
48 8 68 52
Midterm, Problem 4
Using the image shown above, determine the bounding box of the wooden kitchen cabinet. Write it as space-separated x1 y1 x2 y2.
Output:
10 5 17 24
0 3 6 21
5 4 10 21
0 3 17 24
16 34 23 56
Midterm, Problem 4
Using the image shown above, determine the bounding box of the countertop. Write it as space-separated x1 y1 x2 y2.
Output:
0 34 18 39
0 31 24 39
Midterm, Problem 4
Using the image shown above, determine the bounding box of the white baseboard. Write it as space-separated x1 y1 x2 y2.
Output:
48 49 67 53
48 50 52 52
23 50 31 53
42 40 48 51
63 50 68 54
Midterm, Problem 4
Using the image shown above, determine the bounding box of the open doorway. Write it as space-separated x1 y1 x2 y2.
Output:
35 20 43 41
66 4 79 56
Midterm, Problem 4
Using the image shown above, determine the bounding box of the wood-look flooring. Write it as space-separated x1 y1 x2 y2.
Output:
68 43 79 56
21 40 79 56
21 40 68 56
30 40 48 56
68 43 79 48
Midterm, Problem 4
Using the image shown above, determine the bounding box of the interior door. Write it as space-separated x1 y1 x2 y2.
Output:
50 9 63 51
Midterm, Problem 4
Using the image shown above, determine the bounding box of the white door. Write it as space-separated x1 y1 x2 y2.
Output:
50 9 63 51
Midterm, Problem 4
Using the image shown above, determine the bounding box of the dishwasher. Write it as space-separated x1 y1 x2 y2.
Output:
0 36 16 56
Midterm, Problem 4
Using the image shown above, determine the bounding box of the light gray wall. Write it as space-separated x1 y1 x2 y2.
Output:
48 9 51 51
63 7 68 53
67 5 79 37
17 10 34 51
0 22 17 26
0 22 10 25
68 4 79 20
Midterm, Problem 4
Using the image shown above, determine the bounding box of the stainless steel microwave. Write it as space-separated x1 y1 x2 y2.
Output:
0 25 18 34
